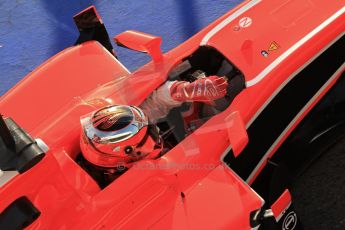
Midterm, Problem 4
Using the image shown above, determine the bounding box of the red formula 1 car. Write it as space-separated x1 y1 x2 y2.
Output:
0 1 344 229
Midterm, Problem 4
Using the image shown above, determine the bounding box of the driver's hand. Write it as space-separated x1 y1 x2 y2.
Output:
170 76 228 103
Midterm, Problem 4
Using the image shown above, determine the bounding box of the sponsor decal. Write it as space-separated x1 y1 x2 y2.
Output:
261 50 269 57
239 17 252 28
268 41 280 52
282 211 297 230
261 41 280 57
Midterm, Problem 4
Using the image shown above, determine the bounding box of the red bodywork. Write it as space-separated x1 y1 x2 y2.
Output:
0 0 344 229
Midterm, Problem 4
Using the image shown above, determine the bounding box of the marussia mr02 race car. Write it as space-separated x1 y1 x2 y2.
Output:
0 0 344 229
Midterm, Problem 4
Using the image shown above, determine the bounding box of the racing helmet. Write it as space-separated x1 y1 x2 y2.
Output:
80 105 162 169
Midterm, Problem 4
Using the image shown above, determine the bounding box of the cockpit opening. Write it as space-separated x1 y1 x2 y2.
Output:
158 46 246 147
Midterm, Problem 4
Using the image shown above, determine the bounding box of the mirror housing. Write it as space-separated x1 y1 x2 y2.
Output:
225 111 249 157
114 30 163 62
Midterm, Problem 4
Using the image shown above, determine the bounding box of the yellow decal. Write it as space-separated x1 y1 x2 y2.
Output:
268 41 280 52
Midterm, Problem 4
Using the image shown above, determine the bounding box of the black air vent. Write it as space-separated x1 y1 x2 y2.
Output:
0 196 40 230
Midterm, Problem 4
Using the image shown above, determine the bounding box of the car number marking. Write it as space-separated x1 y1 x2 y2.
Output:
239 17 253 28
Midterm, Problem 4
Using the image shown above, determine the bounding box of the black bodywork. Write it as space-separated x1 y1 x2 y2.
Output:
74 6 116 57
0 116 45 173
0 197 40 230
249 35 345 229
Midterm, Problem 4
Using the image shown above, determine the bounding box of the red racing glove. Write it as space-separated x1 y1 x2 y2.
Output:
170 76 228 103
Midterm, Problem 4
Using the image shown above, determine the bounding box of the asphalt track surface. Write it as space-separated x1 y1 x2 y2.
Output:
293 135 345 229
1 1 345 229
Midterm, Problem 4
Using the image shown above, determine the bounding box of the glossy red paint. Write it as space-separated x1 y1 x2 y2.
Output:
226 111 249 157
115 30 163 62
0 0 344 229
271 189 291 221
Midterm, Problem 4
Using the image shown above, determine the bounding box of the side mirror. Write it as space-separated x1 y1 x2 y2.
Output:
114 30 163 62
225 111 249 157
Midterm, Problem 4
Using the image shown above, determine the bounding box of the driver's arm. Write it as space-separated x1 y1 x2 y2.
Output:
139 76 227 122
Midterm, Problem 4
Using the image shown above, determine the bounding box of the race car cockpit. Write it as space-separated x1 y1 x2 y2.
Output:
75 46 246 188
158 46 246 147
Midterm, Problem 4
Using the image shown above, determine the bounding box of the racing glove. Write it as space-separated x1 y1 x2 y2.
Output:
170 76 228 103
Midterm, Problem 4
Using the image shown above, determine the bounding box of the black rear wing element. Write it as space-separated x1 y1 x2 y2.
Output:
74 6 117 58
0 115 45 173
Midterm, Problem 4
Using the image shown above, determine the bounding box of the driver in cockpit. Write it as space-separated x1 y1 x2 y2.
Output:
78 73 227 187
